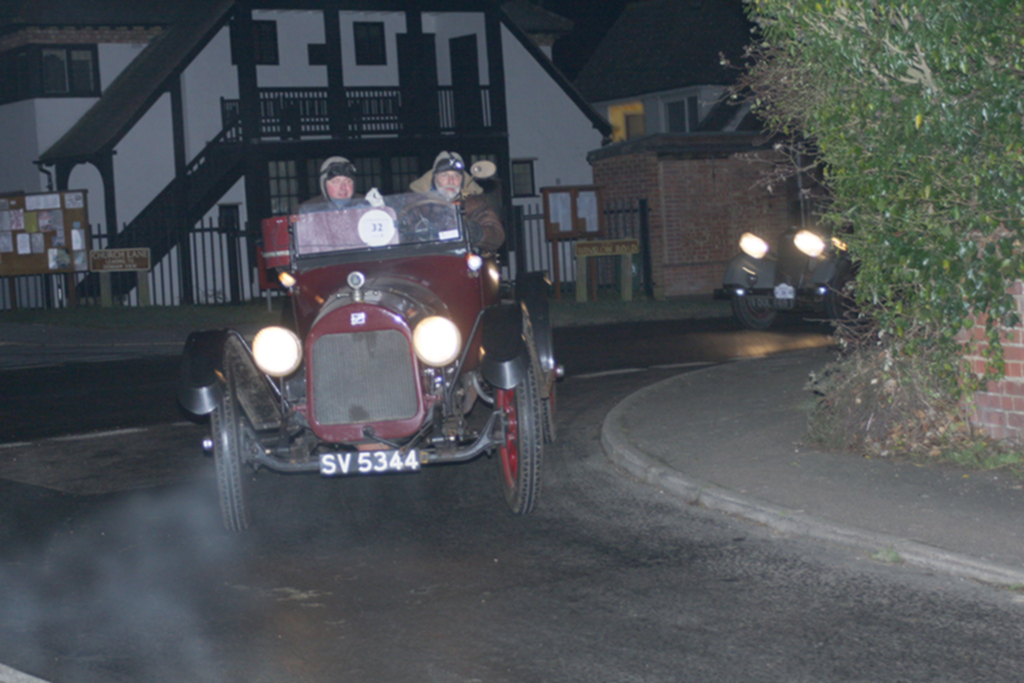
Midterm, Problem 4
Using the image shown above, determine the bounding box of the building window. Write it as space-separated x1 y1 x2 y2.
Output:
666 100 687 133
624 113 645 140
218 204 241 231
511 160 535 197
350 157 383 195
666 96 701 133
232 20 279 65
390 156 420 194
1 45 99 102
354 22 386 66
253 21 279 65
27 46 98 96
608 102 644 142
268 160 300 216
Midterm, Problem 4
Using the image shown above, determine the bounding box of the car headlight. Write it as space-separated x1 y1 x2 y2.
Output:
794 230 826 258
412 316 462 367
252 326 303 377
739 233 769 259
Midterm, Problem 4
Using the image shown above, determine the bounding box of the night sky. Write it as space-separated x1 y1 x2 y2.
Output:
541 0 635 80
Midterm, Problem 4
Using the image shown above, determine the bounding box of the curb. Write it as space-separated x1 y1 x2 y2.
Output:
600 367 1024 589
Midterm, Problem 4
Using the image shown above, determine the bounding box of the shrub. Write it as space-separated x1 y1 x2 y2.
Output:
743 0 1024 399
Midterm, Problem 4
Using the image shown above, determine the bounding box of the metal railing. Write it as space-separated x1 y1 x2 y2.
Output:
1 198 650 310
221 86 495 140
0 218 272 310
510 198 651 297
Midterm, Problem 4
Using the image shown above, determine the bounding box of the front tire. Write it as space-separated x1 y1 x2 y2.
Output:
496 363 543 515
732 294 777 330
541 383 557 445
211 364 256 532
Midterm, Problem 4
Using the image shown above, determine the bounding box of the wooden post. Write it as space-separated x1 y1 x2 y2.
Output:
64 272 78 309
100 272 113 307
575 250 588 302
620 253 633 302
136 270 151 306
551 241 562 301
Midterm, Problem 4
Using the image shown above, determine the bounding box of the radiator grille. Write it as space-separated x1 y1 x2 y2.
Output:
312 330 418 425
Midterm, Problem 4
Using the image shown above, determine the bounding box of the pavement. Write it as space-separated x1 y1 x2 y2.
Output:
603 348 1024 588
4 321 1024 590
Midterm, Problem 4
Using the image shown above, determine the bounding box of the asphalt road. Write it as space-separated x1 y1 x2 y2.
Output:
4 319 1024 682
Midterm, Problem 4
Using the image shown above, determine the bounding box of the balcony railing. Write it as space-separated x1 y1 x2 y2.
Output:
221 86 495 140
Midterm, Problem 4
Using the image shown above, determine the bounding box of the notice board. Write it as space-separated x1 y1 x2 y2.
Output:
0 190 90 277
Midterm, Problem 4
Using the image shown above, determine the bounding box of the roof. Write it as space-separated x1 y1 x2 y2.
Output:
0 0 200 31
500 0 573 35
574 0 755 104
496 4 612 138
586 131 774 163
38 0 234 164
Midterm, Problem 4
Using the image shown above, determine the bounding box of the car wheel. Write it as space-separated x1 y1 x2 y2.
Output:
523 311 557 445
731 294 778 330
211 364 256 532
823 278 854 322
541 382 557 445
496 363 543 515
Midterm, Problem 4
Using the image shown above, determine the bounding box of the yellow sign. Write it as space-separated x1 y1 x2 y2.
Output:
89 248 151 271
574 238 639 258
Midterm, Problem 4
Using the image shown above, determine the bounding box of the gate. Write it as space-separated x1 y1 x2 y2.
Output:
2 198 652 310
0 219 273 310
509 198 651 298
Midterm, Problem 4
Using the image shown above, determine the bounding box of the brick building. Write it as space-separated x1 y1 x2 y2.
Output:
575 0 806 297
964 283 1024 441
588 133 801 298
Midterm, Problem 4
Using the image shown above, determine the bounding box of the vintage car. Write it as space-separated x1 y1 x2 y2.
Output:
714 225 854 330
178 179 559 531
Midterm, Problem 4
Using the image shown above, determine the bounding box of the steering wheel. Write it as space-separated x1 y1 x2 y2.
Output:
397 197 456 238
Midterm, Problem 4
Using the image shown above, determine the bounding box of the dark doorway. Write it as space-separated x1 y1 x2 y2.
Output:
397 33 439 132
450 35 483 130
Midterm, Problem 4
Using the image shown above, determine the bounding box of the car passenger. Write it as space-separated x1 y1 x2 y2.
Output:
409 151 505 252
300 156 362 213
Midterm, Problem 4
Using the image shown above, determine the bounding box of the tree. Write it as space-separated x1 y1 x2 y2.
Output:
744 0 1024 396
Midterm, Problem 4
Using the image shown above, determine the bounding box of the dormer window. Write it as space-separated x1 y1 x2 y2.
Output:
353 22 386 66
42 47 98 95
0 45 99 103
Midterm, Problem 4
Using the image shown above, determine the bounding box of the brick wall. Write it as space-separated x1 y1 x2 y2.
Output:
592 152 664 293
965 281 1024 440
591 147 795 297
0 26 162 51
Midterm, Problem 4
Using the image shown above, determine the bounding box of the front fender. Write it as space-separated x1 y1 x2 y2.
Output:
178 330 283 430
480 304 529 390
721 252 777 289
809 254 853 286
515 271 555 374
178 330 233 416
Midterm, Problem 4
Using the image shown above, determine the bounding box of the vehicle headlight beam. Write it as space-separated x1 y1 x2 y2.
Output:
413 316 462 367
252 326 303 377
794 230 827 258
739 233 770 259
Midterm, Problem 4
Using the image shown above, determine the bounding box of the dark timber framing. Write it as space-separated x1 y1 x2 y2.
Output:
32 0 607 297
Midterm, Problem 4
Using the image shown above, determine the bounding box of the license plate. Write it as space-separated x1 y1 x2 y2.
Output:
319 449 421 477
773 283 795 300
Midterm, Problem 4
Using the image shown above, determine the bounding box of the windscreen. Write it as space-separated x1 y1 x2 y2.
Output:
294 192 462 258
